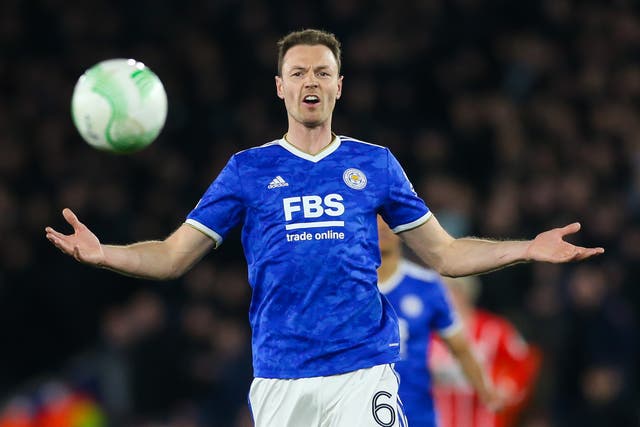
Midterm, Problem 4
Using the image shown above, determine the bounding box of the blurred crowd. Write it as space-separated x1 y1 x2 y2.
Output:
0 0 639 426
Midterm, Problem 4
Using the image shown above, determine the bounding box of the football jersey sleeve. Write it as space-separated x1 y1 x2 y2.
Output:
185 155 246 247
379 149 431 233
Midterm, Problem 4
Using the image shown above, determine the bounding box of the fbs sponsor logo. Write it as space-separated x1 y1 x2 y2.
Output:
282 194 345 225
282 194 347 242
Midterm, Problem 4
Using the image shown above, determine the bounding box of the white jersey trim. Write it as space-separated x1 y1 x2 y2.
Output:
377 264 406 294
285 220 345 230
379 260 440 294
338 135 386 149
402 260 441 282
277 135 341 162
392 211 433 233
259 139 280 147
185 219 223 248
233 139 280 156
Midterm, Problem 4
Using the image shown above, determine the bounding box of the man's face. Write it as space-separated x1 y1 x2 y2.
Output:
275 44 343 128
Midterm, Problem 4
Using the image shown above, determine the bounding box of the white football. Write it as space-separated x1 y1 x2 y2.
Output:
71 58 168 154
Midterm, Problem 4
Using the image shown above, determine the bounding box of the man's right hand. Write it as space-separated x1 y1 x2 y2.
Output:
479 385 507 412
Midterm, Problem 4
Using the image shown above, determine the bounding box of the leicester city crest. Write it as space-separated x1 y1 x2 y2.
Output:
343 168 367 190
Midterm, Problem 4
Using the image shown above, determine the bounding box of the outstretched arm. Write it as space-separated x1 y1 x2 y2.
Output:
442 330 505 411
401 215 604 277
45 208 215 280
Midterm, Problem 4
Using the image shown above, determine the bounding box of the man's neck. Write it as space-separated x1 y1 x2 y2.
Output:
285 121 333 155
377 252 401 284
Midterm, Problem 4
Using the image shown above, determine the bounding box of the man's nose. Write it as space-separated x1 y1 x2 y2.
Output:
304 74 319 87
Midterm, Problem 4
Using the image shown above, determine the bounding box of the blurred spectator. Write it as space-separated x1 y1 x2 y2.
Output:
430 276 541 427
0 397 35 427
377 216 503 425
0 383 105 427
554 263 637 426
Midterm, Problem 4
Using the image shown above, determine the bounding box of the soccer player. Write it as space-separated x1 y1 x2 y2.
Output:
45 29 603 426
377 216 503 427
430 276 541 427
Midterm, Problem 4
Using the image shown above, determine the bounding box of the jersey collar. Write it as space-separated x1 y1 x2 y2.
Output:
377 260 408 294
278 133 341 163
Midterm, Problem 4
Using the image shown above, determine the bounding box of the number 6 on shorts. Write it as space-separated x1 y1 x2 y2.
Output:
372 391 396 426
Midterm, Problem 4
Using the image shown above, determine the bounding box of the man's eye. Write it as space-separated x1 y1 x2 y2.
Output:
291 72 302 77
318 72 329 77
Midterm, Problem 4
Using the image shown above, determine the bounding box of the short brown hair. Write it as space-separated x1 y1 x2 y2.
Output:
277 29 342 76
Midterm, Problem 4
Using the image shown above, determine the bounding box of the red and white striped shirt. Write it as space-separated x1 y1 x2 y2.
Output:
429 310 541 427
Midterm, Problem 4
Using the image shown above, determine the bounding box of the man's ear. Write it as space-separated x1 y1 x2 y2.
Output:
275 75 285 100
336 75 343 100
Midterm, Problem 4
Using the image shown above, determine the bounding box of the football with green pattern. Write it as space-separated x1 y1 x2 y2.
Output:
71 58 167 154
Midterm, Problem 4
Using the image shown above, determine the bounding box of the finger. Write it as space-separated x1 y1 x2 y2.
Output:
62 208 82 229
45 231 77 256
573 247 605 260
45 227 67 240
487 399 503 412
46 232 74 254
491 402 504 412
560 222 581 235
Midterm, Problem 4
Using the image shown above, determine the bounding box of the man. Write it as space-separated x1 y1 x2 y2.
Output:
430 276 541 427
377 216 503 426
45 29 603 426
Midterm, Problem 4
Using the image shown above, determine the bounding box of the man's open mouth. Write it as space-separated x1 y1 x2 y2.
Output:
303 95 320 104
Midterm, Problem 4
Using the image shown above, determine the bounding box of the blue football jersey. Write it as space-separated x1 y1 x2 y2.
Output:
379 260 461 427
186 135 431 378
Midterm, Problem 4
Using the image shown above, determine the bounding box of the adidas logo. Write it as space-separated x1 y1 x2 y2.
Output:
267 176 289 189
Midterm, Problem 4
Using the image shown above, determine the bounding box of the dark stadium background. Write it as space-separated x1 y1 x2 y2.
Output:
1 0 638 426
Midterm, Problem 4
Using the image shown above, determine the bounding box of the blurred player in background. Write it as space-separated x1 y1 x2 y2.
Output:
430 276 541 427
46 29 601 426
377 216 504 426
